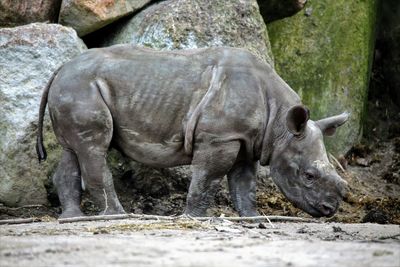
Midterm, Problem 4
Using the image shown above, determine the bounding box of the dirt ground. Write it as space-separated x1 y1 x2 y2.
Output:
1 218 399 267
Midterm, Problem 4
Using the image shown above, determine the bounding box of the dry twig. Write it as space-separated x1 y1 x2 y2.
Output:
0 218 40 225
58 213 318 224
0 213 318 225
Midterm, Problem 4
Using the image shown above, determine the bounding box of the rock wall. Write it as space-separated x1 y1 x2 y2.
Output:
267 0 379 156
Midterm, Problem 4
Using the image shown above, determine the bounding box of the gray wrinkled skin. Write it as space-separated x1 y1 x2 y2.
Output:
36 45 349 218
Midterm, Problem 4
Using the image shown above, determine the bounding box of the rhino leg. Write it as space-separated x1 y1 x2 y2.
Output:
184 140 240 217
77 151 125 215
71 120 125 215
227 161 259 217
55 92 125 216
53 149 84 218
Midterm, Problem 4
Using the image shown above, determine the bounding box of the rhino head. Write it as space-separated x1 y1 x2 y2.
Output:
269 105 349 217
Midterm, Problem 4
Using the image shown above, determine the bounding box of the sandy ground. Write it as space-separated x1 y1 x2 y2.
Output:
0 218 399 267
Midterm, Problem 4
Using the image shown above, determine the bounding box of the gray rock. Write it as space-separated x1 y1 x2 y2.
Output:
100 0 274 65
0 23 87 206
0 0 62 27
58 0 152 37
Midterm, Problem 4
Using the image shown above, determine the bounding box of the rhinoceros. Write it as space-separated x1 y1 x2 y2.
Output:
36 45 349 219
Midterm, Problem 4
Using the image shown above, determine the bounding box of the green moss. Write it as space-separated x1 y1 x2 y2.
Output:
267 0 378 155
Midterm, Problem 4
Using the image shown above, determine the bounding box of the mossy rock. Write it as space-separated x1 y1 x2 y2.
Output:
267 0 378 156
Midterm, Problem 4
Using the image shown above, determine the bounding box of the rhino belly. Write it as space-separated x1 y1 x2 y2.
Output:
113 126 192 168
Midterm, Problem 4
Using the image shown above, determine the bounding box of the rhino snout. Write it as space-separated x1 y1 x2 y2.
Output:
315 177 347 217
318 202 337 217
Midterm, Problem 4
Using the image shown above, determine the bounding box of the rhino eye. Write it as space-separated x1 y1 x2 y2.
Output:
303 170 317 182
305 172 314 180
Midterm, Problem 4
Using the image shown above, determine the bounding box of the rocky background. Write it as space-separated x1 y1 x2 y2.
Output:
0 0 398 223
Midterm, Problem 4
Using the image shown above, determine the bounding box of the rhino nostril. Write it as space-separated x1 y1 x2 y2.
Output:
320 202 336 216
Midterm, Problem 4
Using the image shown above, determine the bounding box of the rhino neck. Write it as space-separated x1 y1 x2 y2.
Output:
259 70 301 166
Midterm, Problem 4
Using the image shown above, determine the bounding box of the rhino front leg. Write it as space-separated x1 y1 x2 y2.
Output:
53 149 84 218
185 140 240 217
227 161 259 217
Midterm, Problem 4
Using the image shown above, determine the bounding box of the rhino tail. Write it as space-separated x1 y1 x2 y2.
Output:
36 66 61 163
184 66 222 155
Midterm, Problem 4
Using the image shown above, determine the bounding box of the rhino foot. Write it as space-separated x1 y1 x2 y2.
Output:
59 209 85 219
100 207 126 216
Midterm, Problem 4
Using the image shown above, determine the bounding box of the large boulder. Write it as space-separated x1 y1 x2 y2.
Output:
0 0 62 27
58 0 152 37
0 23 87 206
267 0 379 156
97 0 274 65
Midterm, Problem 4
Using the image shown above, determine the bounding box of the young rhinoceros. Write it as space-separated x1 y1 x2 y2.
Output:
36 46 349 219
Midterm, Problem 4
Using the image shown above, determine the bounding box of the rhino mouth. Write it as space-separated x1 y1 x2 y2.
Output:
293 201 324 218
317 202 338 217
303 201 338 218
298 196 339 218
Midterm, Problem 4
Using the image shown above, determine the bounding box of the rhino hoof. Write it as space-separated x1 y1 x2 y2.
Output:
59 209 85 219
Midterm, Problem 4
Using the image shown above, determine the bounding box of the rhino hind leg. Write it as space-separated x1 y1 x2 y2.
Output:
53 149 84 218
76 151 125 215
227 161 259 217
184 140 241 217
71 122 125 216
55 90 125 216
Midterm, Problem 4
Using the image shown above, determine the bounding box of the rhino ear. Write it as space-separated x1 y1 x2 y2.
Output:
316 112 350 136
286 105 310 136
